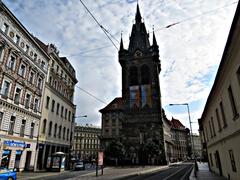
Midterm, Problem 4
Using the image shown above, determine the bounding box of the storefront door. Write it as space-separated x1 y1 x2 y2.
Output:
1 150 11 168
24 151 32 171
14 150 22 171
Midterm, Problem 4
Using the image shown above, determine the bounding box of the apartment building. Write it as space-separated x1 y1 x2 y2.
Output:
35 42 78 170
0 3 49 171
199 3 240 179
73 125 101 161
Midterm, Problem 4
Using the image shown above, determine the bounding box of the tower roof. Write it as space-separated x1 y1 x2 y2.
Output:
135 3 142 23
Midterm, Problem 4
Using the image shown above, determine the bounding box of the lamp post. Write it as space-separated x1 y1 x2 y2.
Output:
169 103 196 159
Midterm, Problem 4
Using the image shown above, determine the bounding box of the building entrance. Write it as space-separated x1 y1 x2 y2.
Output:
1 150 11 168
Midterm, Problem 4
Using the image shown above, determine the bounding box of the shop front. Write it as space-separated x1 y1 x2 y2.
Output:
0 138 37 171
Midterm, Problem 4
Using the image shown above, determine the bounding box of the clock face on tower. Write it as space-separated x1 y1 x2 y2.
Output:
134 50 143 57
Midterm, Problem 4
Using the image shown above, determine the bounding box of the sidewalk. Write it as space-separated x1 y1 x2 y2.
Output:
190 162 227 180
76 165 169 180
17 170 69 180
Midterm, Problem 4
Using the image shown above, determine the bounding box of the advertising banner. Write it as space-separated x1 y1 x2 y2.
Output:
130 86 140 108
141 85 152 107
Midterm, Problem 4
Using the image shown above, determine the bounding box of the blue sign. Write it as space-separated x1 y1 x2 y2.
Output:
3 140 25 148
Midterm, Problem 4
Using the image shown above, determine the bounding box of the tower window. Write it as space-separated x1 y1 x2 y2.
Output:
141 65 150 84
129 66 138 86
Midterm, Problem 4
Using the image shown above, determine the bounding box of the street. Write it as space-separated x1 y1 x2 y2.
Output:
124 163 194 180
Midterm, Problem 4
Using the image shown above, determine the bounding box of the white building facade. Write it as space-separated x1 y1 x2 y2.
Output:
0 3 49 171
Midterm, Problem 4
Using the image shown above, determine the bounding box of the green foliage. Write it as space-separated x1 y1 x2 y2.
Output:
105 141 125 159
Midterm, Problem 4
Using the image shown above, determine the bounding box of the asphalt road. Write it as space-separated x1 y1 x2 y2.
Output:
124 163 193 180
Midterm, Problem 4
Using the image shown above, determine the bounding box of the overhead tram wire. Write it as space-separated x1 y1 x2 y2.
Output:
79 0 119 50
70 1 237 57
75 85 107 105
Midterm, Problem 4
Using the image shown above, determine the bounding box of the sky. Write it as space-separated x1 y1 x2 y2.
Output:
3 0 238 133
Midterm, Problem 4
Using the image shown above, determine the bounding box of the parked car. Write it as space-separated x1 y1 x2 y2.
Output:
0 167 17 180
74 161 85 171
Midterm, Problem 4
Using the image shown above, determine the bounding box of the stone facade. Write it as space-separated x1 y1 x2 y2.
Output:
199 2 240 180
35 42 78 170
0 3 49 171
73 125 101 161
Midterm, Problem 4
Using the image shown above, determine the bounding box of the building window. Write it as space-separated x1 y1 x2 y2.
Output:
51 99 55 112
8 116 16 135
65 108 67 119
30 123 34 139
141 64 150 84
2 23 9 33
209 121 213 138
63 127 66 140
237 66 240 84
34 98 39 112
67 129 69 140
29 71 34 84
14 87 21 104
215 109 222 132
18 64 26 77
228 86 238 118
14 34 20 45
41 61 45 69
42 119 47 134
37 78 42 89
8 55 16 70
54 123 57 137
56 103 60 115
48 121 52 136
0 46 4 62
68 111 71 121
25 94 31 109
211 117 216 137
0 112 3 129
129 66 138 86
220 102 227 128
61 106 64 117
34 53 37 61
2 81 10 97
46 96 50 109
20 120 26 137
58 126 62 138
229 150 237 172
25 45 29 53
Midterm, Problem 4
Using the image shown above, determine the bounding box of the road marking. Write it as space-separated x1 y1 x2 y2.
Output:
163 165 189 180
180 165 193 180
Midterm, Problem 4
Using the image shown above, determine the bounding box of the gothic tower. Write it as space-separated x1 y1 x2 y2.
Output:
119 4 166 164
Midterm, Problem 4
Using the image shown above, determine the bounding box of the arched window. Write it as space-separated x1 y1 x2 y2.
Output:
48 121 52 136
54 123 57 137
63 127 66 140
141 65 150 84
42 119 47 134
129 66 138 86
67 129 69 141
58 125 62 138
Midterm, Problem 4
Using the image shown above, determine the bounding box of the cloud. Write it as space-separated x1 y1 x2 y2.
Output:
3 0 237 130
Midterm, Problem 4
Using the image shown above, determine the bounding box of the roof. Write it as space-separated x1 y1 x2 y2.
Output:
200 2 240 123
33 37 48 53
99 97 123 113
170 118 185 129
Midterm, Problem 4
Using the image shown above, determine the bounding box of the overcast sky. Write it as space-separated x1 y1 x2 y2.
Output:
3 0 238 133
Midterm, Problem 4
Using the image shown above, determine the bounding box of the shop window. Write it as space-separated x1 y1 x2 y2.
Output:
1 150 11 168
20 120 26 137
8 116 15 135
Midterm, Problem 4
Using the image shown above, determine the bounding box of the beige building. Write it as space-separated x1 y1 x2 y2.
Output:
99 97 123 150
191 134 202 159
0 3 49 171
35 42 78 170
199 2 240 180
73 125 101 161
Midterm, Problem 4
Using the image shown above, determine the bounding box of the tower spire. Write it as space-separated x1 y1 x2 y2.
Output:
152 26 157 46
120 31 124 50
135 3 142 23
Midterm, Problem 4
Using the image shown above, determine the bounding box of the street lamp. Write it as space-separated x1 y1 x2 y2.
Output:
169 103 196 159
